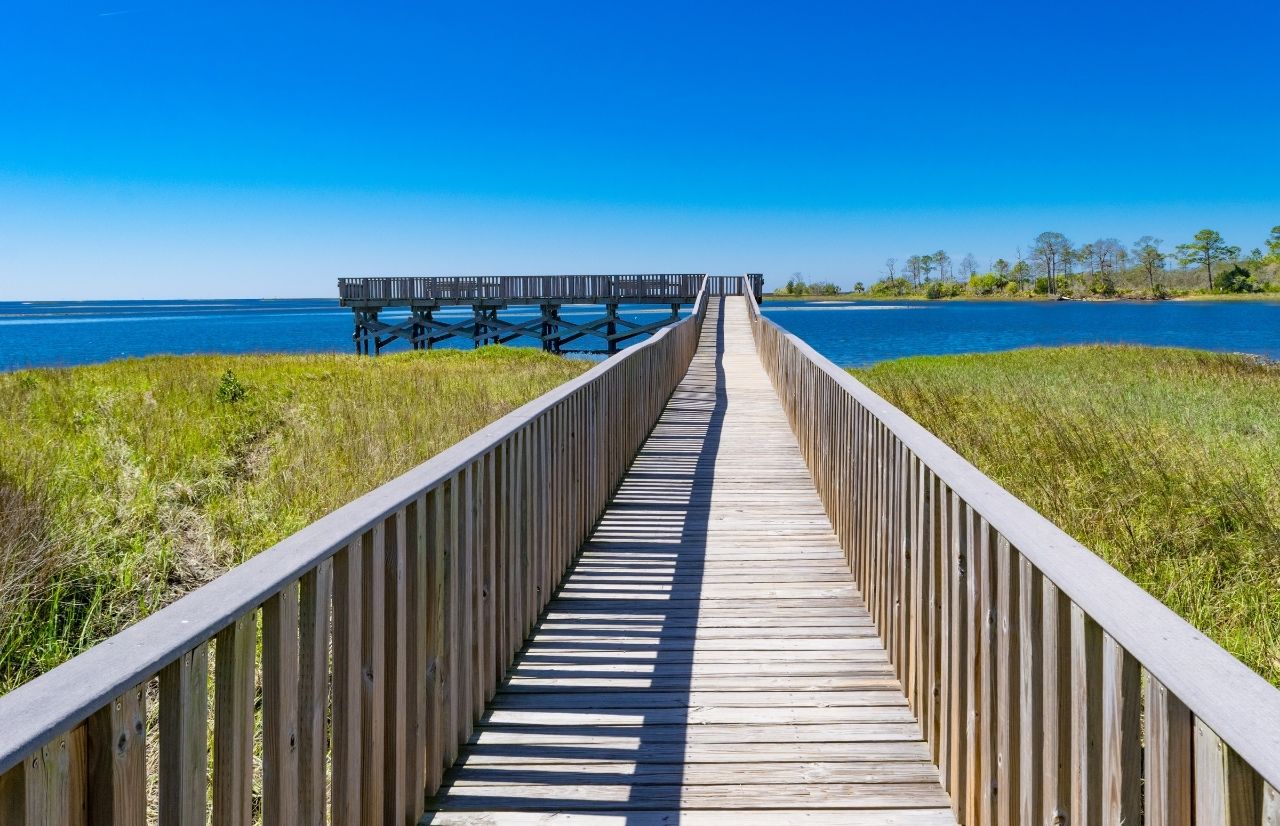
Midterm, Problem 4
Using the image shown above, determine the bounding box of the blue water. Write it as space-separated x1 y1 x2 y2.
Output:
1 297 1278 371
763 298 1280 367
0 300 687 371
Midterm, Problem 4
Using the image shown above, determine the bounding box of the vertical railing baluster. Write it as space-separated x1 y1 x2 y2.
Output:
383 509 408 824
1101 632 1140 823
1145 675 1193 825
298 562 331 826
263 582 300 825
331 541 363 823
1071 603 1103 823
159 644 208 825
88 685 147 826
360 525 387 824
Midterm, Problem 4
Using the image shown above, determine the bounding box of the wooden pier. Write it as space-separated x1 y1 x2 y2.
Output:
426 297 952 821
4 276 1280 824
338 274 764 354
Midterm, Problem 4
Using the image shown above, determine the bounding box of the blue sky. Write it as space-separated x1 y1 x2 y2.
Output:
2 1 1278 299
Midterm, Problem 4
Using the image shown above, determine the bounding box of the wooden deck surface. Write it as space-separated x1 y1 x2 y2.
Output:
423 297 955 824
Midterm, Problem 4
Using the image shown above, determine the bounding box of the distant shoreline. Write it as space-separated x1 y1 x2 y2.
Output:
763 292 1280 304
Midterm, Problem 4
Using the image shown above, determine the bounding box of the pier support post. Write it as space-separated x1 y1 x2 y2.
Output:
471 306 500 348
352 309 379 355
606 303 619 354
540 304 562 353
410 310 424 351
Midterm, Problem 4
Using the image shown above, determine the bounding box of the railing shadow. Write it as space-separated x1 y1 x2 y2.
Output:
424 298 728 822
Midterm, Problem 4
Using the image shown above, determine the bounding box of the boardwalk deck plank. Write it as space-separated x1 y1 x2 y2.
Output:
424 297 955 822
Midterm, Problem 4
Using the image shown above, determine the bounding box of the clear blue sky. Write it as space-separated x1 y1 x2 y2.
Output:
2 0 1278 299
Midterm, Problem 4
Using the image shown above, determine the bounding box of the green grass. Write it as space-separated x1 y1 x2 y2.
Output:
854 345 1280 685
0 348 590 691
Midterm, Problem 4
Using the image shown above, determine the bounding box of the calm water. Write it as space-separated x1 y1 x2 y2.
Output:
2 297 1278 371
763 298 1280 366
0 300 686 371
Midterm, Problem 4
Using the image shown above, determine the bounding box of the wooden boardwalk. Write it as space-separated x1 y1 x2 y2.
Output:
425 297 955 824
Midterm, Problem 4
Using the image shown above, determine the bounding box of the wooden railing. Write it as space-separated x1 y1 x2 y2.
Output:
337 274 707 305
705 273 763 299
745 280 1280 824
0 281 709 825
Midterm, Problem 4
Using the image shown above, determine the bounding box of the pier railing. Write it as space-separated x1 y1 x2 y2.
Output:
744 278 1280 822
338 274 707 306
705 273 764 299
0 280 709 824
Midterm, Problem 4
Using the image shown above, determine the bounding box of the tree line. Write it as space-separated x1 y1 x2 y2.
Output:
778 226 1280 298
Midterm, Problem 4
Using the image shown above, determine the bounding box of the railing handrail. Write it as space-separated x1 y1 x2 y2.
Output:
742 278 1280 791
337 274 707 304
0 280 710 776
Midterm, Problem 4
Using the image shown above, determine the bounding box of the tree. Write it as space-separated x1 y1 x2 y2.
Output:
1079 242 1096 278
934 250 951 282
993 258 1011 279
1010 260 1031 290
1013 263 1034 293
1176 229 1240 291
958 253 979 281
1133 236 1167 293
1085 239 1125 285
1030 232 1072 295
905 255 934 286
904 255 924 285
884 258 897 280
1266 226 1280 262
784 273 808 295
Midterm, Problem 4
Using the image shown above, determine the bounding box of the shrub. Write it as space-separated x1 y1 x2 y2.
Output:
968 273 1006 295
870 276 912 296
1089 274 1117 296
216 369 248 404
1214 265 1260 293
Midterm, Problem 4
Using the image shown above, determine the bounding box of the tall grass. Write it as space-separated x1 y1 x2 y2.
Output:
854 345 1280 685
0 348 590 691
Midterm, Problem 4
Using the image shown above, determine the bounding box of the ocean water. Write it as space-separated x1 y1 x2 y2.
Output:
0 299 687 371
762 298 1280 367
2 297 1278 371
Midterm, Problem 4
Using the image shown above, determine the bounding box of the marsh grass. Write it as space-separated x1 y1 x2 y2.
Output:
855 345 1280 684
0 347 589 691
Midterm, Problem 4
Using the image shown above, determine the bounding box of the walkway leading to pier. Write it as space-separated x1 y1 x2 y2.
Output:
424 297 955 823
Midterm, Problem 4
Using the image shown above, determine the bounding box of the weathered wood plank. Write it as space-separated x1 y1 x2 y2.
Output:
298 563 331 826
423 812 958 826
1100 633 1140 824
361 524 387 826
159 644 207 825
87 685 146 826
263 583 300 826
1145 675 1192 826
331 541 363 825
213 614 255 826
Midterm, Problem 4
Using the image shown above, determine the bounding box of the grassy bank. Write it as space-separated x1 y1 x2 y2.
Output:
0 348 589 691
854 346 1280 685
